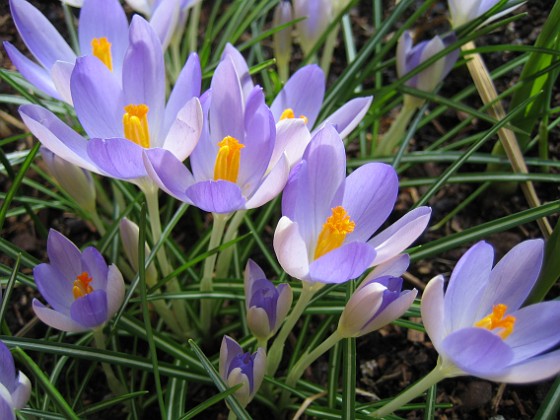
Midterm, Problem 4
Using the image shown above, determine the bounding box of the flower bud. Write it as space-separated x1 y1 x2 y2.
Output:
273 0 293 80
119 218 157 283
41 147 96 212
448 0 523 28
0 341 31 419
293 0 333 56
219 336 266 408
244 260 292 340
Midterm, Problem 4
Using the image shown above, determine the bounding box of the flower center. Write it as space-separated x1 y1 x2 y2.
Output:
314 206 355 260
474 303 516 339
72 271 94 299
213 136 245 183
91 37 113 71
279 108 308 124
123 104 150 148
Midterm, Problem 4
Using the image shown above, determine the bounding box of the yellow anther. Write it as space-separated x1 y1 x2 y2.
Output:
91 37 113 71
314 206 355 260
279 108 308 124
213 136 245 183
474 303 516 339
123 104 150 148
72 272 94 299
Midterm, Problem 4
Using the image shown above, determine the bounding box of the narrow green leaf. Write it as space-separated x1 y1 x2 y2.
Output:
534 374 560 420
181 384 242 419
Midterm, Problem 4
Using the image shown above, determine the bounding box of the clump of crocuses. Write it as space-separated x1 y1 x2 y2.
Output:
32 229 125 332
0 341 31 420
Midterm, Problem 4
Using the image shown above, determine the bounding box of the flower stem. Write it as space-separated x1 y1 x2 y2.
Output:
200 213 229 335
92 328 127 396
370 357 462 418
320 25 340 77
215 210 246 280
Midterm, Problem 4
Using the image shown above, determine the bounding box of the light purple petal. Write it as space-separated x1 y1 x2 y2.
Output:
143 148 195 201
70 289 108 328
270 64 325 127
11 372 31 409
343 163 398 243
47 229 82 282
51 60 75 104
338 282 385 337
245 153 289 209
81 247 109 290
271 119 311 169
0 392 15 420
149 0 180 50
185 180 245 213
318 96 373 138
87 138 146 179
420 275 446 350
367 206 431 266
309 242 376 284
33 263 72 313
273 217 310 280
32 299 89 332
362 289 417 335
10 0 75 69
220 335 243 378
221 43 254 99
484 348 560 384
441 327 513 376
244 259 267 300
106 264 125 318
162 97 203 158
0 342 16 392
396 30 412 78
359 254 410 289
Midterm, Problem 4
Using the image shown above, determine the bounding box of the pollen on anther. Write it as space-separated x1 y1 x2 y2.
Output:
72 271 94 299
91 37 113 71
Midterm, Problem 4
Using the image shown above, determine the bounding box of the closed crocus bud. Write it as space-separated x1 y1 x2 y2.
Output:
293 0 333 56
244 260 293 341
0 341 31 418
338 255 417 338
41 147 96 212
219 336 266 408
396 31 459 94
448 0 523 28
119 218 157 283
273 0 293 81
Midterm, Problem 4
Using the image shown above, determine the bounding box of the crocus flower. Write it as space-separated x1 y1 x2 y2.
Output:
422 239 560 383
273 125 431 284
293 0 333 56
338 254 417 337
448 0 524 28
273 0 293 81
219 336 266 408
19 16 202 189
119 218 158 284
32 229 125 332
244 260 293 341
396 31 459 94
0 341 31 419
144 48 288 213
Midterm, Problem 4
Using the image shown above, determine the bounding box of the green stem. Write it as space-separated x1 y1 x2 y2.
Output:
377 94 422 156
370 357 463 418
227 410 237 420
200 213 229 334
256 338 268 352
189 2 202 53
320 25 340 77
266 281 323 376
215 210 246 280
92 328 127 396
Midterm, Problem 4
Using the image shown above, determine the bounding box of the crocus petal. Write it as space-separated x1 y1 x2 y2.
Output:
221 43 254 98
244 259 267 297
51 60 75 104
441 327 513 376
273 217 310 280
245 153 289 209
87 137 146 179
367 206 431 266
11 372 31 409
317 96 373 138
271 119 311 169
275 284 293 331
47 229 82 282
362 289 417 335
105 264 125 318
309 242 376 284
416 36 447 93
396 31 412 79
247 307 272 339
149 0 180 50
33 263 72 313
186 180 246 213
70 290 108 328
338 282 385 337
359 254 410 289
227 368 251 407
161 97 203 158
220 335 243 378
10 0 75 69
0 342 16 392
0 393 15 420
32 299 89 332
81 247 109 290
483 348 560 384
252 347 266 394
420 275 446 350
143 148 195 201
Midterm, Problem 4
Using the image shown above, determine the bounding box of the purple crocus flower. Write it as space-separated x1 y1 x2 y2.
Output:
338 254 417 337
396 31 459 93
448 0 524 28
274 125 431 284
244 260 293 340
32 229 125 332
144 49 289 213
0 341 31 419
219 336 266 408
19 16 202 189
422 239 560 383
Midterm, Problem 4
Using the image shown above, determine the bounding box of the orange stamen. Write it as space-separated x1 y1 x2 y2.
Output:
213 136 245 183
72 272 94 299
279 108 308 124
474 303 516 339
91 37 113 71
123 104 150 148
314 206 355 260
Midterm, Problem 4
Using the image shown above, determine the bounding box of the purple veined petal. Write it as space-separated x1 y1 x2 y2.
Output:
0 392 15 420
220 335 243 378
475 239 544 320
221 43 254 99
359 254 410 290
11 371 31 409
209 56 245 142
123 16 166 141
275 283 293 330
271 119 311 170
161 97 203 158
506 301 560 363
33 263 72 313
143 148 195 201
416 36 448 93
164 53 201 133
484 347 560 384
308 242 376 284
32 299 89 332
149 0 180 50
189 90 215 180
10 0 76 70
396 30 413 79
245 153 289 209
273 217 311 280
185 180 246 213
441 327 513 377
87 137 146 180
79 0 129 75
70 289 108 328
247 307 272 339
343 163 398 243
51 60 75 105
244 259 267 301
71 55 124 139
80 247 109 290
420 275 446 351
105 264 125 318
361 289 417 335
47 229 82 284
338 282 385 337
4 42 61 99
0 342 16 392
270 64 325 127
443 241 494 333
317 96 373 138
226 369 251 407
18 104 99 173
367 206 431 266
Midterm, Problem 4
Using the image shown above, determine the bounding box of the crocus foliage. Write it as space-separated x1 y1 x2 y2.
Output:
422 239 560 383
32 230 125 332
0 341 31 420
